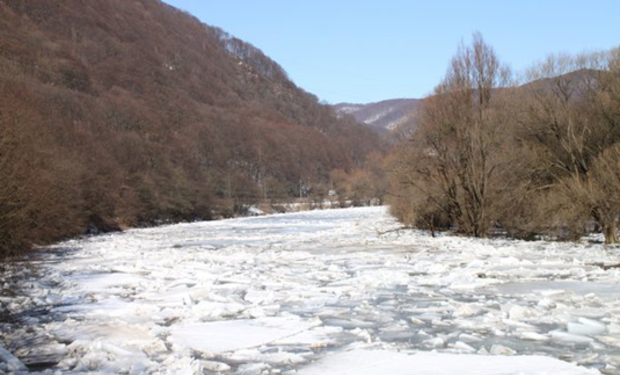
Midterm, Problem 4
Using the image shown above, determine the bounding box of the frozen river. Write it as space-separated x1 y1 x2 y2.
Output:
1 206 619 374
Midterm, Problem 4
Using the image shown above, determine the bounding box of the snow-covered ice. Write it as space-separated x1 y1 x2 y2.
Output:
169 316 320 353
298 349 600 375
1 206 619 374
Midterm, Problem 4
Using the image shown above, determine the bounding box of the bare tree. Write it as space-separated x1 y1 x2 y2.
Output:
0 128 30 254
389 33 513 237
519 48 620 242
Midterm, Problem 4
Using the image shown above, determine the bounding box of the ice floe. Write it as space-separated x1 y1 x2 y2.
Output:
1 206 618 374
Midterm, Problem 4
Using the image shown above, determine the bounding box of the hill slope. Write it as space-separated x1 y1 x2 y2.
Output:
0 0 380 254
333 99 419 134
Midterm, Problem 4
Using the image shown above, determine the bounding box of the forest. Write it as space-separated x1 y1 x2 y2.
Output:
0 0 383 256
2 0 619 259
388 33 620 244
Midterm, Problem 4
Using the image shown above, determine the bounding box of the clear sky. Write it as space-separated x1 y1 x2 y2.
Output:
162 0 619 104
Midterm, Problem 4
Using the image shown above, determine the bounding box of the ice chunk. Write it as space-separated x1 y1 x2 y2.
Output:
518 332 548 341
452 341 476 353
297 349 599 375
49 319 156 348
262 351 308 365
490 344 516 355
422 337 445 348
78 273 147 292
508 305 536 321
190 300 246 319
275 326 342 348
238 362 270 374
431 318 451 327
242 306 268 318
453 303 483 317
349 328 372 343
0 347 27 372
169 317 318 353
477 347 489 355
540 289 567 297
244 289 275 304
550 331 594 345
537 298 556 309
62 340 155 374
247 206 264 216
567 318 607 336
458 333 483 343
322 318 375 329
159 355 203 375
202 360 231 372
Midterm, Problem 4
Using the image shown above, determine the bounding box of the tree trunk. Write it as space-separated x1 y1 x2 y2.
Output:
603 221 619 244
592 208 619 244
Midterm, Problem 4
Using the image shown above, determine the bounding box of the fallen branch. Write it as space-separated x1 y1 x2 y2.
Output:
590 262 620 270
376 226 409 237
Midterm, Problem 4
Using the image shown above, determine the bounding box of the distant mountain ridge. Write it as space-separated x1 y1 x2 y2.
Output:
333 98 420 134
334 70 608 137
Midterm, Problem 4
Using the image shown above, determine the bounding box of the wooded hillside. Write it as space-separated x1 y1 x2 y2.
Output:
0 0 381 256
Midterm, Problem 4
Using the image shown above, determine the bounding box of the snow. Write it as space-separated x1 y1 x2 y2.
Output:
335 105 363 115
385 116 408 130
247 205 265 216
363 106 395 124
169 316 320 353
1 206 618 374
297 349 600 375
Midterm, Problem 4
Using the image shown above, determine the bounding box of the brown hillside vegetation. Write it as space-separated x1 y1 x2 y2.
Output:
0 0 381 256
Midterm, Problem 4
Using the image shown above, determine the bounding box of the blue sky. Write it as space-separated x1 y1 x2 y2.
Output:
163 0 620 104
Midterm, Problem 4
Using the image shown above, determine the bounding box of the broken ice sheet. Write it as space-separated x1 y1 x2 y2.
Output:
297 349 600 375
2 206 619 374
168 316 320 353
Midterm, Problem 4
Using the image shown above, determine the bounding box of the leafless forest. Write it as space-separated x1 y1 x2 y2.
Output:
0 0 384 256
1 1 619 258
388 34 620 244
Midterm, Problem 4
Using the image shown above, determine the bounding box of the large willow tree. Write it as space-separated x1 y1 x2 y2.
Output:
390 33 515 237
